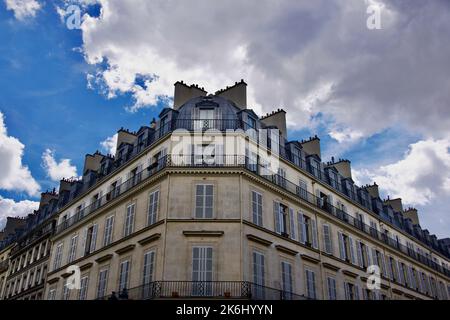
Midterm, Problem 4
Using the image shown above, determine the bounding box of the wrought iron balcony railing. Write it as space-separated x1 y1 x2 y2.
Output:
97 281 308 300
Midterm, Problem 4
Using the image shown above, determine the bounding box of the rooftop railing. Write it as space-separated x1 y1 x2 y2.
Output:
53 154 450 278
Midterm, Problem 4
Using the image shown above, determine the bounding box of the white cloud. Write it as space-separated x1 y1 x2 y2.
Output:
100 133 117 155
0 112 40 196
72 0 450 141
41 148 78 181
353 139 450 206
353 139 450 237
0 196 38 230
4 0 41 20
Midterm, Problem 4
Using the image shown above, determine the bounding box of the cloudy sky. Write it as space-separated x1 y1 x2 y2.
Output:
0 0 449 237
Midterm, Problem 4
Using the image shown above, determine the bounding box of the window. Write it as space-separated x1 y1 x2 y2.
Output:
252 251 265 299
247 117 257 140
298 213 318 248
338 233 356 264
142 250 155 295
104 215 114 246
281 261 293 299
97 269 108 299
62 280 70 300
370 220 378 237
148 190 159 226
196 108 215 130
388 257 398 282
124 204 135 237
48 288 56 300
327 277 337 300
68 235 78 263
276 168 287 188
356 241 369 268
84 224 98 255
78 276 89 300
322 224 333 255
251 191 263 226
119 260 131 292
143 251 155 284
298 179 308 200
192 247 213 296
53 243 63 270
155 148 167 170
344 282 359 300
305 269 316 299
274 202 289 236
372 249 388 278
195 184 214 218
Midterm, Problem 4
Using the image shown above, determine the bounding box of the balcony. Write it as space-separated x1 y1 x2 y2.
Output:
98 281 308 300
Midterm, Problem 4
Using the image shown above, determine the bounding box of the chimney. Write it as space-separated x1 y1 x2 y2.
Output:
404 207 420 226
173 81 207 110
215 79 247 109
300 136 321 159
260 109 287 139
39 190 58 210
365 183 380 199
384 198 403 212
115 129 136 157
83 151 105 175
332 159 352 180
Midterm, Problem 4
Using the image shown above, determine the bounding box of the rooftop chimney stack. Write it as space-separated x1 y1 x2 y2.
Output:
365 183 380 199
83 151 105 175
385 198 403 212
215 79 247 110
300 135 321 159
173 81 207 110
115 129 137 158
260 109 287 139
332 159 352 180
404 207 420 226
39 190 58 210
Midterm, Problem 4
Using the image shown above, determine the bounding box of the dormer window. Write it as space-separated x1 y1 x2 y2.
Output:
195 108 216 130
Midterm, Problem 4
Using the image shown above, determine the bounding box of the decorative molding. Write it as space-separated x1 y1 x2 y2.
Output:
246 234 272 247
275 245 298 256
182 231 224 237
47 277 59 284
301 254 320 264
138 233 161 245
115 244 136 255
322 262 340 272
342 270 358 278
95 254 113 263
392 288 404 295
80 262 93 271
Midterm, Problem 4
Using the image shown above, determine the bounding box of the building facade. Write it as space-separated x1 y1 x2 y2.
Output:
1 192 60 300
7 80 449 301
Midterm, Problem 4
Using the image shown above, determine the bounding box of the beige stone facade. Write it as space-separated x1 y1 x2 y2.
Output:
44 130 450 300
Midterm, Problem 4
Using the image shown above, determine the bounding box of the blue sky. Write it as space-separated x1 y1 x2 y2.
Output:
0 0 449 238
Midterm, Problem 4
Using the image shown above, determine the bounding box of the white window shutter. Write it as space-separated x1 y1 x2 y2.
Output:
365 245 371 266
90 224 98 253
349 237 356 265
81 227 88 256
311 219 318 249
323 224 332 254
356 241 363 267
338 232 346 260
380 253 387 277
274 202 281 234
354 285 360 300
289 208 296 240
298 212 306 244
